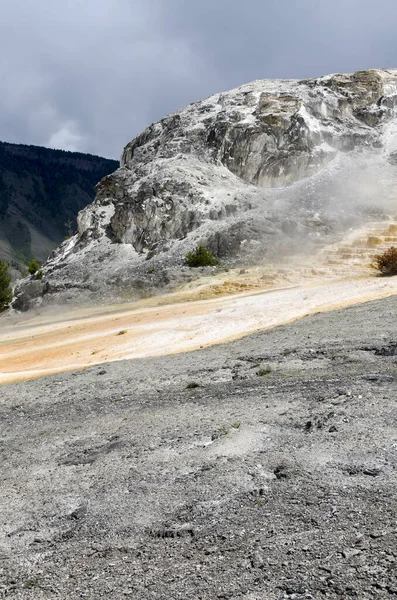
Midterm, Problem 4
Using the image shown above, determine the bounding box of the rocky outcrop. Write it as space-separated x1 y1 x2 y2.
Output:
12 69 397 309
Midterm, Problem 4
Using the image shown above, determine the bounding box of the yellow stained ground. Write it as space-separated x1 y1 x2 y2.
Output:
1 221 397 385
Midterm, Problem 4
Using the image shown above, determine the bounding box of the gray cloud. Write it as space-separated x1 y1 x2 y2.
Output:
1 0 396 158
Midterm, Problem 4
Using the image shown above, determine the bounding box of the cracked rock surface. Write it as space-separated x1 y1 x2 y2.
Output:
1 295 397 598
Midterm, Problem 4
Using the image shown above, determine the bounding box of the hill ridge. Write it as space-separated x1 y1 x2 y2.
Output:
0 141 118 271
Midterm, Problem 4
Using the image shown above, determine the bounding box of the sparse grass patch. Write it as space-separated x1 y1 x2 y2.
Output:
373 246 397 276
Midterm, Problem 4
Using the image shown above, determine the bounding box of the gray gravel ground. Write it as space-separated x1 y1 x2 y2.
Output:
1 296 397 599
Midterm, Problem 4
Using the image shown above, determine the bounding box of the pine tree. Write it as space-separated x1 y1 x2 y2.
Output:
185 245 219 267
28 258 40 275
0 260 12 311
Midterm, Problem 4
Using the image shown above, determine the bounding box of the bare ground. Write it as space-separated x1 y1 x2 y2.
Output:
1 293 397 599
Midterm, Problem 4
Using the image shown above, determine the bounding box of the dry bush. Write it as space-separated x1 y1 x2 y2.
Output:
373 246 397 276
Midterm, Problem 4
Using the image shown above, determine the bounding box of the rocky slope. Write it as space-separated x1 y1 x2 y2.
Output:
13 69 397 309
0 142 117 273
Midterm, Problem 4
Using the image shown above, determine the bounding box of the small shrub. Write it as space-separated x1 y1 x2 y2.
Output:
0 260 12 311
257 364 272 377
185 245 219 268
28 258 40 275
34 270 43 280
373 246 397 276
22 579 39 590
186 381 200 389
146 250 156 260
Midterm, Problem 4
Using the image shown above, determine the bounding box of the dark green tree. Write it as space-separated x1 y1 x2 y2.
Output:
185 245 219 267
28 258 41 275
0 260 12 311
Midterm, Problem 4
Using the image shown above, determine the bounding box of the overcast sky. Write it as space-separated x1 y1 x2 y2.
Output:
1 0 396 159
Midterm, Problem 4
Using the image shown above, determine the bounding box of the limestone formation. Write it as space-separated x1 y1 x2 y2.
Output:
13 69 397 309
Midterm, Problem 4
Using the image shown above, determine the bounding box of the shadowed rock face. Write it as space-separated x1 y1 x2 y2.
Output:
13 69 397 309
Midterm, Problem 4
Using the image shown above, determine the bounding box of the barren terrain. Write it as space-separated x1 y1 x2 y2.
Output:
2 223 397 599
2 289 397 599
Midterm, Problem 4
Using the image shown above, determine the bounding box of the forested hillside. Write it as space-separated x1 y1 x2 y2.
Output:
0 141 118 271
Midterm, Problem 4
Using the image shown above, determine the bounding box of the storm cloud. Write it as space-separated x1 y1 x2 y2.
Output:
1 0 396 158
